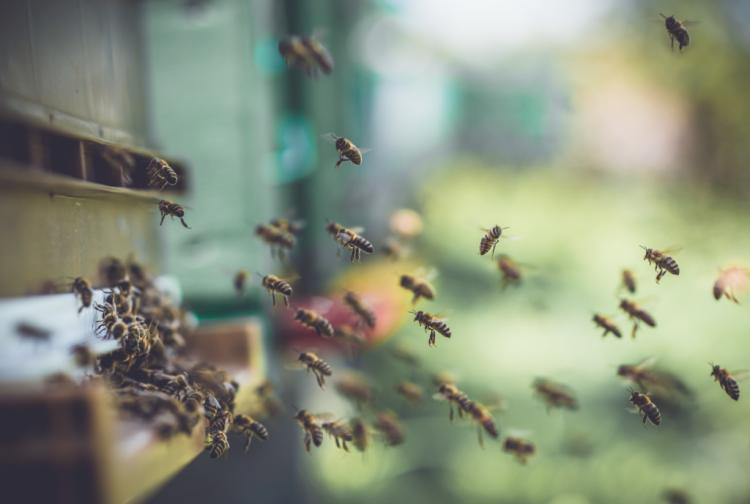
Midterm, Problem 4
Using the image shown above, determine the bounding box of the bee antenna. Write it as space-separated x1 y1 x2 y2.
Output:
639 245 647 250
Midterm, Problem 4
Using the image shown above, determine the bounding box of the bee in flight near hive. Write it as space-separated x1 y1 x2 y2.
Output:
381 237 408 261
399 269 436 304
621 269 637 294
297 351 333 388
278 35 334 77
660 13 692 51
260 273 294 307
339 228 374 262
464 400 500 448
322 420 354 451
619 298 656 338
373 411 405 446
350 417 369 453
255 223 296 259
72 277 94 313
334 373 373 410
158 200 190 228
617 357 692 400
411 310 451 347
269 216 305 236
479 225 510 258
294 308 334 338
497 254 523 289
713 265 750 304
233 270 248 295
343 291 376 329
324 133 369 168
147 157 178 191
592 313 622 339
533 378 579 412
503 437 535 464
434 382 472 421
641 246 680 283
232 414 269 451
709 363 742 401
628 389 661 426
294 410 326 452
396 381 424 404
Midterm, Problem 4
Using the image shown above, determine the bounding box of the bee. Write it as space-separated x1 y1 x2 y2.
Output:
334 373 373 409
503 437 535 464
298 351 333 388
15 322 52 343
71 343 95 368
294 308 334 338
641 246 680 283
373 411 405 446
301 36 334 75
158 200 190 229
709 363 741 401
479 225 508 258
465 400 500 447
592 314 622 339
255 224 295 259
621 269 637 294
207 430 229 458
399 272 436 304
325 133 366 168
343 291 376 329
396 381 423 404
619 298 656 338
434 383 472 421
411 310 451 347
232 414 269 451
126 255 153 289
294 409 325 452
269 216 306 236
713 265 750 304
350 417 369 453
388 344 420 368
278 35 333 76
99 256 127 286
147 157 178 191
70 277 94 314
629 390 661 426
261 274 293 307
338 229 374 262
381 237 407 261
233 270 248 295
533 378 579 412
660 14 691 51
497 254 522 288
322 420 354 451
617 358 692 399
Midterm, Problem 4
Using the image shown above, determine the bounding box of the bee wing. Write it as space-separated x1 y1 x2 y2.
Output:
414 267 438 282
730 370 750 381
308 296 334 314
314 412 335 420
358 148 373 155
431 393 449 402
321 133 339 143
505 428 533 437
634 356 658 370
659 246 683 255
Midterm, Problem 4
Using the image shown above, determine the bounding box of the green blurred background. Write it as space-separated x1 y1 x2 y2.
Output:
144 0 750 503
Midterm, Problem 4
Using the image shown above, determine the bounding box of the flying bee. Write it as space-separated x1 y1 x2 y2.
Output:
294 308 334 338
497 254 523 289
232 414 269 451
71 343 95 368
533 378 579 412
592 313 622 339
381 237 408 261
269 216 306 236
338 229 374 263
503 437 535 464
713 265 750 304
399 269 436 304
260 274 294 307
396 381 423 404
322 420 354 451
411 310 451 347
434 383 472 421
255 380 283 417
618 357 693 399
619 298 656 338
479 225 509 258
709 363 741 401
629 390 661 426
278 35 333 77
301 36 334 75
621 269 637 294
324 133 368 168
147 157 178 191
255 224 295 259
72 277 93 313
158 200 190 228
343 291 376 329
641 246 680 283
465 400 500 447
298 351 333 388
660 14 691 51
350 417 369 453
294 410 325 452
233 270 248 295
334 373 373 409
373 411 405 446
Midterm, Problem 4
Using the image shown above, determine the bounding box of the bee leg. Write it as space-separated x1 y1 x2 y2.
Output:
343 440 349 452
180 218 191 229
477 427 484 448
245 434 253 452
160 213 167 226
304 432 311 452
271 292 276 307
491 242 497 259
449 405 454 422
335 437 340 448
283 295 289 307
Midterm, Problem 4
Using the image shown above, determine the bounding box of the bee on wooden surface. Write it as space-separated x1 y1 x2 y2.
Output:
298 351 333 388
617 358 693 399
497 254 522 289
99 256 127 287
399 270 436 304
261 274 294 307
72 277 94 313
713 265 750 304
373 411 405 446
158 200 190 229
71 343 95 368
207 430 230 458
619 298 656 338
592 313 622 339
334 373 373 409
294 410 325 452
434 383 472 421
343 291 376 329
479 225 509 258
294 308 334 338
641 246 680 283
147 157 178 191
324 133 368 168
269 216 306 236
322 420 354 451
533 378 579 412
709 363 741 401
255 224 295 260
503 437 535 464
278 35 334 76
411 310 451 347
465 400 500 447
660 14 691 51
629 390 661 426
621 269 637 294
232 414 269 451
350 417 369 453
396 381 423 404
15 322 52 343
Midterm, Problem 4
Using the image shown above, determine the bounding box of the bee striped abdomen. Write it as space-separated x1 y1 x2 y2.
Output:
251 421 270 440
643 403 662 425
659 257 680 275
310 424 324 447
313 359 333 377
431 320 451 338
479 226 502 256
723 377 740 401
